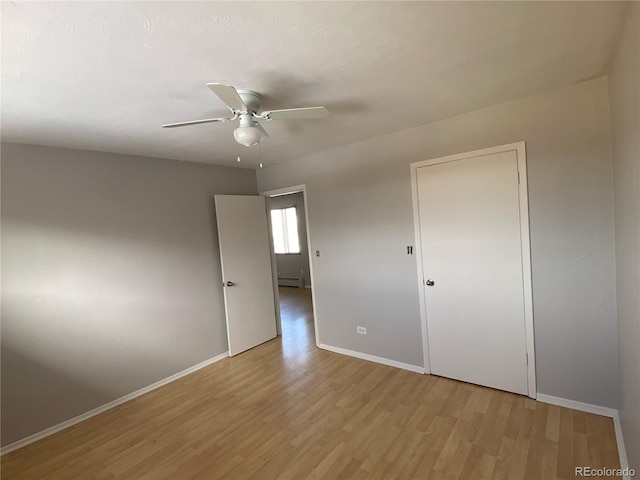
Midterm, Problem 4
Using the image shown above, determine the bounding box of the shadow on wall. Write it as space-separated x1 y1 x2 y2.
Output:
1 208 234 445
0 143 258 447
0 344 114 446
0 216 229 446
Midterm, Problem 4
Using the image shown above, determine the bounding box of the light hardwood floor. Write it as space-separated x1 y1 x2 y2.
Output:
2 287 620 479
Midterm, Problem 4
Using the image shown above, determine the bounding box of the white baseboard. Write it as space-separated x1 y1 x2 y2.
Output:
537 393 630 478
613 412 631 479
318 343 425 374
536 393 617 417
1 352 229 456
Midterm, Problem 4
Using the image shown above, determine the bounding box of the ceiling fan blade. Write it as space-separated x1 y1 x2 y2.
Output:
162 118 230 128
262 106 329 121
253 122 269 139
207 83 247 111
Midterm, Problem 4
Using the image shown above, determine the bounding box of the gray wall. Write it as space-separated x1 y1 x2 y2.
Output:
258 77 618 408
608 2 639 469
269 192 311 287
0 143 257 446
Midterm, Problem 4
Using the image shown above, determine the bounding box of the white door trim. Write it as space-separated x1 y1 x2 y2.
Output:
410 142 536 398
260 184 320 347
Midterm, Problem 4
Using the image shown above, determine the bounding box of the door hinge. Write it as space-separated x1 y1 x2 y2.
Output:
526 352 529 365
517 170 521 184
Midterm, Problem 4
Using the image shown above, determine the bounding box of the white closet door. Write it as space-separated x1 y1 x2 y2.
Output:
417 150 529 395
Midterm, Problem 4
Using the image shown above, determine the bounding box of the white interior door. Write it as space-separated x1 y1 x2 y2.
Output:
215 195 277 356
416 150 529 395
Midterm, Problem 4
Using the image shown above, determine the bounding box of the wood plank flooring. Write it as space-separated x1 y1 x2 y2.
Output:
2 287 620 479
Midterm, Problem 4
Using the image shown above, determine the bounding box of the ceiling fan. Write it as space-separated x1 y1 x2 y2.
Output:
162 83 329 147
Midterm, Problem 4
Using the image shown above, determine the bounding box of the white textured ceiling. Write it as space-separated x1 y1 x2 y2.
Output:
1 1 625 168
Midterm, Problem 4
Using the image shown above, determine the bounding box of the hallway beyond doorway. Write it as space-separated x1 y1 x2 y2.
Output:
278 286 315 360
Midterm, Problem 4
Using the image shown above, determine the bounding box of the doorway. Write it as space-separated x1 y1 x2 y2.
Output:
411 142 536 398
261 185 319 352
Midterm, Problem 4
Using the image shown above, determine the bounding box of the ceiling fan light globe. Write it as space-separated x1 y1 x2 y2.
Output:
234 126 262 147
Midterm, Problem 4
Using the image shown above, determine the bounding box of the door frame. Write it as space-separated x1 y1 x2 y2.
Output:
259 184 320 347
410 142 536 398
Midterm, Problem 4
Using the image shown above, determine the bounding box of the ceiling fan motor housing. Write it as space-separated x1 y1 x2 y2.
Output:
235 89 262 113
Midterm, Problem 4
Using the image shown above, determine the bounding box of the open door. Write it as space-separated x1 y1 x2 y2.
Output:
215 195 277 356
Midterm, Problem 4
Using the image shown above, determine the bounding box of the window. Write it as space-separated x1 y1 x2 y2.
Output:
271 207 300 254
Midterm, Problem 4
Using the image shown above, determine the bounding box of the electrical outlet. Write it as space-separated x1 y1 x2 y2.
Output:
356 326 367 335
